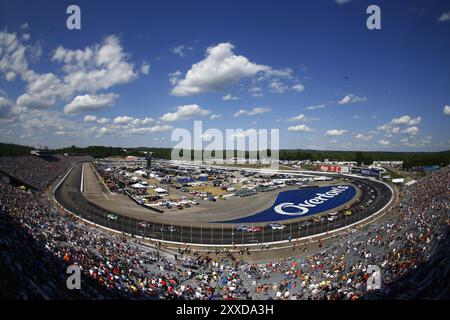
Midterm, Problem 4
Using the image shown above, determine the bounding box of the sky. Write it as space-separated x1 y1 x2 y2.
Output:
0 0 449 151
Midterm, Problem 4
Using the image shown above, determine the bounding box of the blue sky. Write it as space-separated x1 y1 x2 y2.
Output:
0 0 449 151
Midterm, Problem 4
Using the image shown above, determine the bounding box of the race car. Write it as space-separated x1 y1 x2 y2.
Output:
160 226 176 232
236 225 249 232
247 226 262 233
106 213 119 221
267 222 287 230
343 210 352 217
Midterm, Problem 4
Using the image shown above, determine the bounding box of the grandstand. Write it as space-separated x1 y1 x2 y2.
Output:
0 155 448 300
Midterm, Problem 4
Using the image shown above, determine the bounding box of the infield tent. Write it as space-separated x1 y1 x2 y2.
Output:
131 183 147 189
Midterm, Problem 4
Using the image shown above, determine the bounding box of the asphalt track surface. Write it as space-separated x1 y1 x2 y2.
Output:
81 162 361 225
55 162 393 245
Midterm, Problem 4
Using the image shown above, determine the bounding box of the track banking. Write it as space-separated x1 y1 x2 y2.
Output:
275 185 350 216
221 185 356 223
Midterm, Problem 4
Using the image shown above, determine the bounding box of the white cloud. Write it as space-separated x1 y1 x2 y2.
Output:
291 84 305 92
64 93 118 114
52 35 138 93
160 104 211 121
249 87 263 98
228 128 259 139
269 80 287 93
0 31 138 113
171 42 289 96
222 94 240 101
377 115 423 137
97 117 110 124
355 133 373 141
210 114 222 120
390 115 422 126
113 115 134 124
140 61 150 75
288 124 313 132
83 114 97 122
168 70 182 85
234 107 271 117
443 105 450 116
5 71 16 81
378 139 390 146
304 104 325 111
287 114 306 122
338 94 367 105
326 129 347 136
403 126 420 135
0 31 32 82
171 45 193 57
335 0 351 4
438 12 450 22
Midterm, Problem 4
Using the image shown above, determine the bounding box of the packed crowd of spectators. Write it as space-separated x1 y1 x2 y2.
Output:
0 157 448 300
0 155 92 190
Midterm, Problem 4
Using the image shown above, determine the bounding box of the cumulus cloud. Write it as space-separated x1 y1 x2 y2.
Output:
377 115 422 137
140 61 150 75
222 94 240 101
355 133 373 141
168 70 182 85
171 45 193 57
338 94 367 105
269 80 287 93
0 95 14 118
379 139 390 146
325 129 347 136
249 87 263 98
443 105 450 116
403 126 420 135
113 115 135 124
83 114 97 122
291 84 305 92
234 107 271 117
287 124 313 132
0 31 138 113
64 93 118 114
438 12 450 22
51 35 137 92
160 104 211 121
390 115 422 126
170 42 292 96
97 117 110 124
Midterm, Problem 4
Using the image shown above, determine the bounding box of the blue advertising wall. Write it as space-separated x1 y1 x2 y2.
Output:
220 185 356 223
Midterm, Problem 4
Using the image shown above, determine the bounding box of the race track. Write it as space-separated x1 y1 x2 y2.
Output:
54 162 393 245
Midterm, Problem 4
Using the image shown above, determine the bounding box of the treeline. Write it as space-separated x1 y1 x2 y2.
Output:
1 143 449 169
0 143 33 156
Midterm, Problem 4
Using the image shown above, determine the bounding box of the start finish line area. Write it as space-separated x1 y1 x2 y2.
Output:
221 185 357 223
